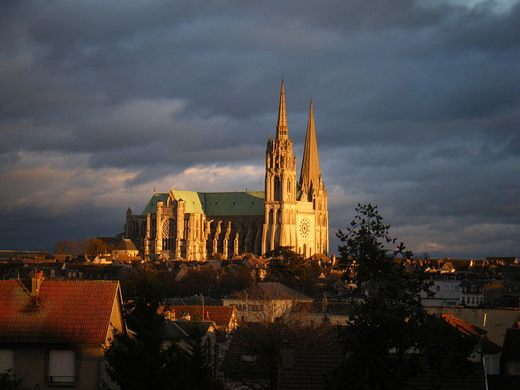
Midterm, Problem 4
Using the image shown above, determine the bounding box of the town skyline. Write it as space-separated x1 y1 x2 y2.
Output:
0 0 519 258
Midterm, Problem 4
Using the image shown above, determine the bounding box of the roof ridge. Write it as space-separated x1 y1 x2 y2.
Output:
41 279 119 284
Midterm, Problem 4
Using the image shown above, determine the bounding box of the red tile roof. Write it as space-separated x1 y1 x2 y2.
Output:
158 305 236 329
441 314 486 337
0 279 122 345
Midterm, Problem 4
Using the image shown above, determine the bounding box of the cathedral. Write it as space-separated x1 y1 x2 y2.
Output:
124 81 328 260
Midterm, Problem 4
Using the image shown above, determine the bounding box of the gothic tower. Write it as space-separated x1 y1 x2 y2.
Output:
262 80 298 254
298 99 329 255
262 83 329 257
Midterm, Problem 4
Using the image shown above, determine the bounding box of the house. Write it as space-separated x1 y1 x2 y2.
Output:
162 296 222 307
460 279 485 307
484 280 508 307
441 314 502 375
420 276 461 307
484 327 520 389
221 324 342 390
501 328 520 376
158 305 238 332
426 307 520 347
222 282 313 322
111 239 140 261
220 324 277 389
162 320 217 356
222 321 486 390
0 272 126 389
276 328 344 390
157 305 239 374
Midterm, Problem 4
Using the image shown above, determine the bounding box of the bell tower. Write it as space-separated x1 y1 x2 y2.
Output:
298 99 328 255
262 80 298 255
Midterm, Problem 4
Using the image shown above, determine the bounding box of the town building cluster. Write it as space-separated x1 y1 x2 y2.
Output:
1 248 520 389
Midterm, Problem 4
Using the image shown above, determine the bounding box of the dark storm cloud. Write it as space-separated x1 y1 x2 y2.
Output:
0 0 519 257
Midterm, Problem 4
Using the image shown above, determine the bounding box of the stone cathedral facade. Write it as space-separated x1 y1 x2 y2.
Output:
125 81 328 260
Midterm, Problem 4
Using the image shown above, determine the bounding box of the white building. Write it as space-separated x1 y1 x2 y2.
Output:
420 278 461 307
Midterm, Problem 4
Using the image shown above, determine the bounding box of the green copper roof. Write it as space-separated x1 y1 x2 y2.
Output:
142 193 168 214
170 190 204 214
141 190 264 216
201 191 264 216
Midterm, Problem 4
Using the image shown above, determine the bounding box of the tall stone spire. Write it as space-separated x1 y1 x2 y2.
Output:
276 79 288 139
299 99 322 196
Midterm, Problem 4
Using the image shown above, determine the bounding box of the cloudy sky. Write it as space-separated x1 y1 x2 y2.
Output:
0 0 519 257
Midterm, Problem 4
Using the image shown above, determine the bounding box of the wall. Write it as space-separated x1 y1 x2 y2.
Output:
7 345 104 390
223 298 295 322
427 307 520 346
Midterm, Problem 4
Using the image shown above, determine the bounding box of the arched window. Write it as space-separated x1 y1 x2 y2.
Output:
274 177 281 201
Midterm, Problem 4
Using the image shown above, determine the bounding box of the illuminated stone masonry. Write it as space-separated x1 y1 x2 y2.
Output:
125 81 328 260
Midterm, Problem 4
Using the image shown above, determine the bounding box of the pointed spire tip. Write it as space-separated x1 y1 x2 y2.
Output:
276 79 288 138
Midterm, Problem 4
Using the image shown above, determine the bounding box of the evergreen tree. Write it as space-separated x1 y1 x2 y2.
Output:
331 204 476 390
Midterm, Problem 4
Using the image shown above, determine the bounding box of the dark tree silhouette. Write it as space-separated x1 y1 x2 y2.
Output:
331 204 476 390
0 371 32 390
104 268 223 390
265 247 324 296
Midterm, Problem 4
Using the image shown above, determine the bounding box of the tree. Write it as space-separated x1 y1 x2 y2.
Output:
265 247 324 296
265 247 306 288
54 239 82 255
331 204 476 390
227 317 324 390
0 371 32 390
104 267 168 390
84 238 116 256
104 266 223 390
216 264 254 296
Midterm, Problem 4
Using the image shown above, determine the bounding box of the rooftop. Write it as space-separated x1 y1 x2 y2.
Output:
158 305 236 329
441 314 486 337
0 279 123 344
141 190 264 216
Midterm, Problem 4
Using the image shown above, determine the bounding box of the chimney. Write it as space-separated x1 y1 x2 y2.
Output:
31 271 45 297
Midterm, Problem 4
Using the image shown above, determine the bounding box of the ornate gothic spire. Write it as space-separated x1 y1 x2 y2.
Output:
299 99 322 196
276 78 288 139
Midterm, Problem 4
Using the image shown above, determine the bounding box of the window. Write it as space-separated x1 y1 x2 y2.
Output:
0 349 13 372
241 355 257 362
48 350 75 383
